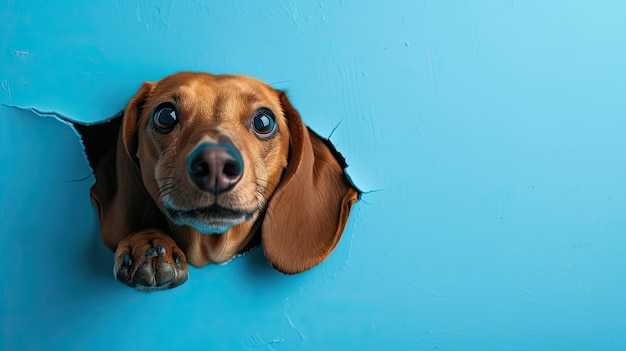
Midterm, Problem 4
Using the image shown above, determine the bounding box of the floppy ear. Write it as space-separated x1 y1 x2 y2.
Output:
122 82 154 159
262 92 360 274
87 82 163 252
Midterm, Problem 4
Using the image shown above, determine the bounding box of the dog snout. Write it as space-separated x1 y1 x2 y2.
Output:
187 143 244 194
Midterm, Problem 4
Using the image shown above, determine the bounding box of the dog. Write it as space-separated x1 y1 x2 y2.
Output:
75 72 359 292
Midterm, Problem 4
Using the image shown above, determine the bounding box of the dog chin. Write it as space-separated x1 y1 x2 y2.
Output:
182 220 236 235
166 204 255 235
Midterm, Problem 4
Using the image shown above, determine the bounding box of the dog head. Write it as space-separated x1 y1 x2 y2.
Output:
122 73 290 234
122 72 359 274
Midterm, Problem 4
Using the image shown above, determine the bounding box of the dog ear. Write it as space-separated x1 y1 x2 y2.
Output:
122 82 154 159
90 82 162 252
262 92 360 274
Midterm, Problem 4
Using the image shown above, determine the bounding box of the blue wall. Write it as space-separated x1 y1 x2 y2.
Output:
2 1 626 349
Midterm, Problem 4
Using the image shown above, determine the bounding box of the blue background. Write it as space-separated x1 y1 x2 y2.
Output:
2 1 626 350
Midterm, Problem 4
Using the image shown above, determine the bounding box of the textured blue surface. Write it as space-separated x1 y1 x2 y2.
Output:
2 1 626 350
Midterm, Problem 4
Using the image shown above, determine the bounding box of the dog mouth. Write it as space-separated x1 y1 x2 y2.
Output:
166 205 256 234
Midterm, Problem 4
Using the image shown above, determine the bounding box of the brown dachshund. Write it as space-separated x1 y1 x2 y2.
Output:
76 72 359 292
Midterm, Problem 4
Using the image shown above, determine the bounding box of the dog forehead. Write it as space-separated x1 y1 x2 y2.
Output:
155 73 275 100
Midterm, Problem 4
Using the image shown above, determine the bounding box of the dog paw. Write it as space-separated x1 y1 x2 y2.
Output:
114 230 188 292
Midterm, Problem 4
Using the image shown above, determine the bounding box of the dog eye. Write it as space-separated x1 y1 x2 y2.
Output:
151 103 178 133
252 109 276 137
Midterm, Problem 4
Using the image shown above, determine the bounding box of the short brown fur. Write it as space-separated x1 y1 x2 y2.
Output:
85 72 359 291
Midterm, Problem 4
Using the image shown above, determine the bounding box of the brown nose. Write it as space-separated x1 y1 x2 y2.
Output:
187 143 244 194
